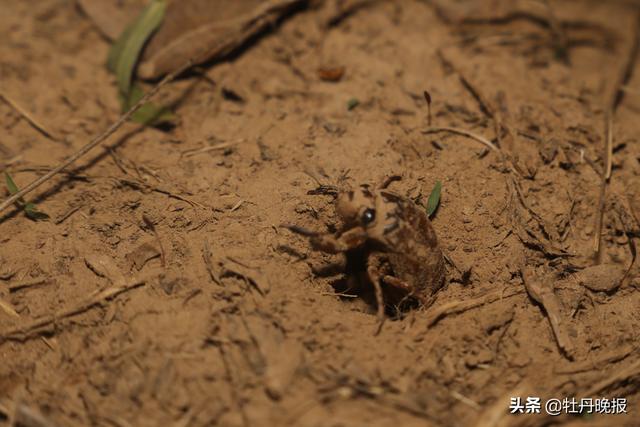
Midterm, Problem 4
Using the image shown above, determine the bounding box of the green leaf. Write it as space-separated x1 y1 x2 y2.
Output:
24 203 49 221
121 83 175 125
107 1 172 127
347 98 359 111
4 173 48 221
426 181 442 218
107 23 135 72
5 172 19 196
108 0 167 96
130 101 175 125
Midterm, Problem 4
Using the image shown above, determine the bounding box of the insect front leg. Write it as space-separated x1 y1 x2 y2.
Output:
311 258 346 277
381 274 428 309
310 227 367 254
366 252 389 334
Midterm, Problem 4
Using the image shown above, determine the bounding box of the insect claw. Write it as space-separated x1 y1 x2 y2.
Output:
379 174 402 189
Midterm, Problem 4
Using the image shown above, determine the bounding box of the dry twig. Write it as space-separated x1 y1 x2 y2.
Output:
521 266 574 359
0 273 152 343
422 126 499 152
555 344 636 374
0 60 194 216
8 277 50 292
594 112 614 263
202 238 222 285
0 297 19 318
424 286 525 327
0 92 60 142
593 9 640 261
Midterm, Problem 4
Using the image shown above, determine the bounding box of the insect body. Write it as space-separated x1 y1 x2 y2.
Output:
287 182 446 329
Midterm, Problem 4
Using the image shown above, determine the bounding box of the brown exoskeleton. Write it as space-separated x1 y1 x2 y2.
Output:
286 178 445 332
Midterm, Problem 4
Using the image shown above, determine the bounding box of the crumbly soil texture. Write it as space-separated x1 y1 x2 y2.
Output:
1 1 640 426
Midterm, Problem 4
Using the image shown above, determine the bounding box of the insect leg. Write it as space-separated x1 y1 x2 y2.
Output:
309 227 367 254
366 255 387 334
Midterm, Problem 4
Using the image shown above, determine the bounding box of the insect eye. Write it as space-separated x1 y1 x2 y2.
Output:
361 208 376 225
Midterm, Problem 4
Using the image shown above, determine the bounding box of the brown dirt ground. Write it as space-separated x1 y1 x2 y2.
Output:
1 1 640 426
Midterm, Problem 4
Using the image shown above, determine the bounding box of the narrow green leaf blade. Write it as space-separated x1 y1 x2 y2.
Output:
107 24 135 72
130 102 175 125
122 82 145 109
4 172 19 195
24 203 49 221
122 83 175 125
426 181 442 218
5 173 48 219
112 0 167 96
